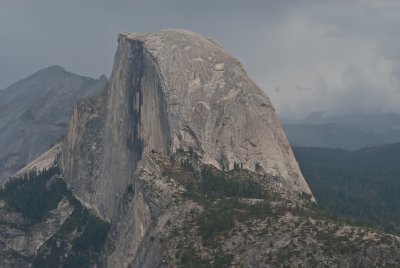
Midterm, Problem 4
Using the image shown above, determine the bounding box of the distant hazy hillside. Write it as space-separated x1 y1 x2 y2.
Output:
293 143 400 234
283 113 400 149
283 123 382 150
0 66 106 181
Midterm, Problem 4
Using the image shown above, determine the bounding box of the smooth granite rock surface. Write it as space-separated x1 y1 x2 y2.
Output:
61 29 312 220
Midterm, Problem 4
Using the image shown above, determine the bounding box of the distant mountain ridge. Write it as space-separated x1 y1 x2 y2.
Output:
283 113 400 149
0 66 107 182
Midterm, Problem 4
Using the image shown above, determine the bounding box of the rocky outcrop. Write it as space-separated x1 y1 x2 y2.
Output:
61 29 312 221
0 66 107 182
130 152 400 267
13 143 63 180
59 29 315 267
0 197 74 267
0 164 111 267
121 30 310 194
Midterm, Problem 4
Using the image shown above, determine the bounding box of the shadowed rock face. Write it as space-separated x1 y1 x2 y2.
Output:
61 29 312 221
0 66 107 182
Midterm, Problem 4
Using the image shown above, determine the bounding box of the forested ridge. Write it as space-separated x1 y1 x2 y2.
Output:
293 143 400 234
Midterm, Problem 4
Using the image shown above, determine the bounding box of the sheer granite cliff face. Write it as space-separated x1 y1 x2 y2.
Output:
119 30 310 194
61 29 312 218
60 29 313 266
61 34 171 221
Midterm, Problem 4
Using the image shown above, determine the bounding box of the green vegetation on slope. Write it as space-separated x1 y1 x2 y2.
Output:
175 155 274 237
0 165 110 267
0 166 65 223
152 152 400 267
293 143 400 234
157 151 399 267
34 207 110 268
158 151 280 267
198 167 266 199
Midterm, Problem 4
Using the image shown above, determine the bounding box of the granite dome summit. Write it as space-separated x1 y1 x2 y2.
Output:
61 29 313 220
118 29 310 191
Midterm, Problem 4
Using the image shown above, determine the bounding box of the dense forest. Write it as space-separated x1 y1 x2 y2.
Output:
293 143 400 234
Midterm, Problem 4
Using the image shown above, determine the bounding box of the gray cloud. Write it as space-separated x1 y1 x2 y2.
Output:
1 0 400 121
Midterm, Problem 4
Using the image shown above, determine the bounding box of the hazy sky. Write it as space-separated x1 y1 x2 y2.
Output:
1 0 400 121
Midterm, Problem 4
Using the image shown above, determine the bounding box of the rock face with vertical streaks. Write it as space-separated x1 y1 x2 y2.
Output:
61 29 312 221
58 29 316 267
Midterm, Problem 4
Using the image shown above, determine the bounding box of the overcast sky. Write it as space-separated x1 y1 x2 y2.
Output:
1 0 400 121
